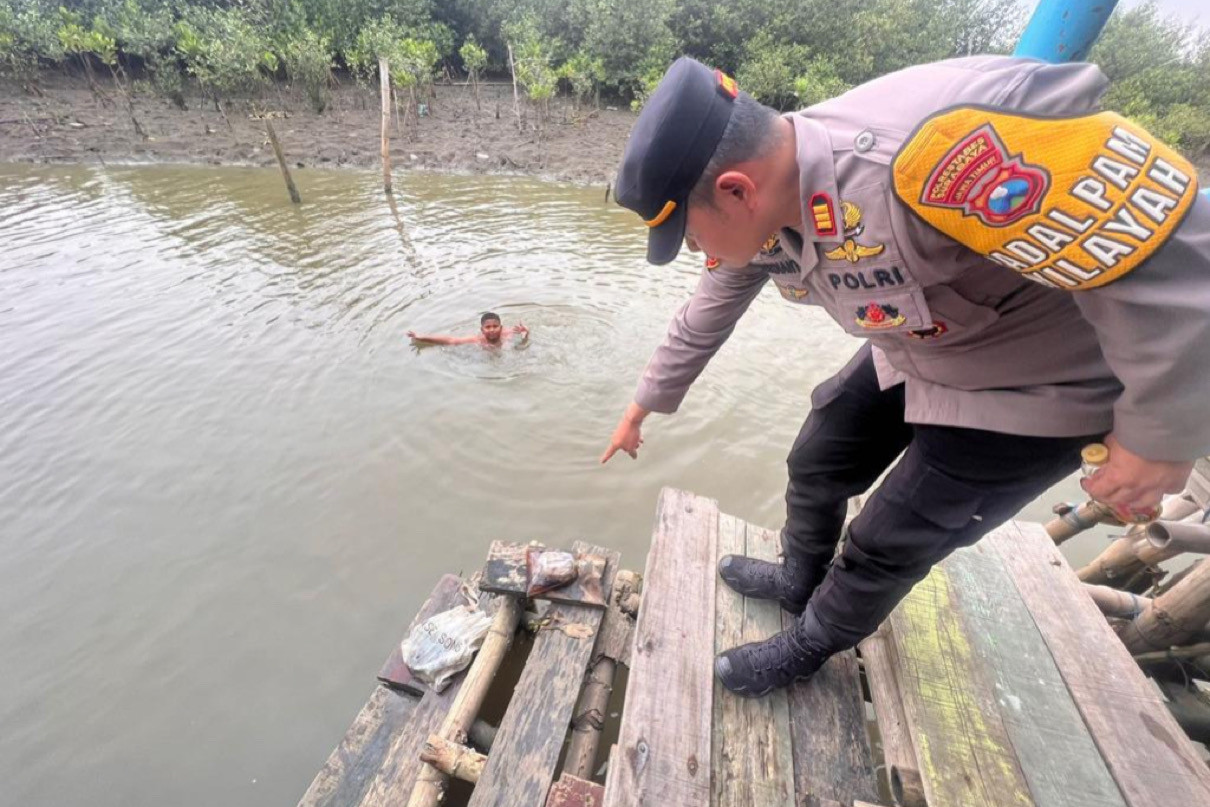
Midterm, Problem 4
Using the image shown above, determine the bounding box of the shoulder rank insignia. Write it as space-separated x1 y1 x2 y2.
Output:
855 302 905 329
824 202 886 263
760 233 782 256
809 192 838 237
779 285 809 301
893 106 1199 290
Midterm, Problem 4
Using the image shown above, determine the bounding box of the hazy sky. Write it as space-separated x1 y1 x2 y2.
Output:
1121 0 1205 28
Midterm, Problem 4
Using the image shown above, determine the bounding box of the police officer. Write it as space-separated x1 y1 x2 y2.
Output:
600 56 1209 697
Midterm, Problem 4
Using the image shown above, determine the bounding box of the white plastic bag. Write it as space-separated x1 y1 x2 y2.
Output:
401 605 493 692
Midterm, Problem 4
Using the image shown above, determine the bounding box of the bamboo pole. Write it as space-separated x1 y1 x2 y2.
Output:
1083 583 1151 619
858 624 920 798
891 765 928 807
1146 520 1210 555
1076 495 1205 584
419 735 487 784
406 596 522 807
1133 641 1210 665
507 44 522 132
564 655 616 779
379 57 392 195
263 117 301 204
1120 560 1210 653
1046 500 1113 544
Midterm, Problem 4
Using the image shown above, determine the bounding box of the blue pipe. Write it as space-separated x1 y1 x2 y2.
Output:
1014 0 1121 63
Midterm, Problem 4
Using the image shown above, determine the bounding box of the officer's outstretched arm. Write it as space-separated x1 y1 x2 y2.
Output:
633 264 769 415
601 264 767 465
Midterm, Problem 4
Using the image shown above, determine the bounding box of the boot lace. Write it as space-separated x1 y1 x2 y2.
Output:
750 631 817 673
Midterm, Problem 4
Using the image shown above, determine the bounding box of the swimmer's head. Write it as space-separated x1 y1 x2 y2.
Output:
480 312 503 344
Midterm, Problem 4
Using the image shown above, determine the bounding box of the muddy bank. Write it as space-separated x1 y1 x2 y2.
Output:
5 72 1206 183
0 71 635 184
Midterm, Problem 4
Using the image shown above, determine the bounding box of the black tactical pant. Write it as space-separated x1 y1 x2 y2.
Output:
785 344 1098 651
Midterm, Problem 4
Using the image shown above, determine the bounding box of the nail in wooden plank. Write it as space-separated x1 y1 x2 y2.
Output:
712 515 795 806
604 488 718 807
988 521 1210 807
466 542 619 807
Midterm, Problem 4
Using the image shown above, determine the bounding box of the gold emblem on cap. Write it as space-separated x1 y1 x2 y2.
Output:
645 200 678 228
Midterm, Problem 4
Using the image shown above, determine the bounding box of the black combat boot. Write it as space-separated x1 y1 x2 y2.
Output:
717 544 826 614
714 609 833 698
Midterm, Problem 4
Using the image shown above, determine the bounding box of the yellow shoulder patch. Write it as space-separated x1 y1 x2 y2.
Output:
892 106 1199 290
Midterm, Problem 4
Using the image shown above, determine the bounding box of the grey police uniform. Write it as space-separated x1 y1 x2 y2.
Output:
631 56 1209 650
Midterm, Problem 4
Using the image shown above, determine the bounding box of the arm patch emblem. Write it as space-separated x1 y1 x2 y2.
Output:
892 106 1199 290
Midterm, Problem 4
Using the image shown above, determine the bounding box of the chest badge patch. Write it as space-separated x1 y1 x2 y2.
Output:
705 255 720 270
893 106 1199 290
824 202 886 263
779 285 809 301
855 302 905 329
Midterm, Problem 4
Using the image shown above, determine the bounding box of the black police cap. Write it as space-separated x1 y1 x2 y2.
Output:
615 57 738 265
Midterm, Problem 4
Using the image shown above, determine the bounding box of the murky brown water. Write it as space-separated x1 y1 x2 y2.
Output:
0 163 1111 806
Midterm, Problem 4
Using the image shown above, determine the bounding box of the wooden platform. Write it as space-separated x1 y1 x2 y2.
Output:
298 488 1210 807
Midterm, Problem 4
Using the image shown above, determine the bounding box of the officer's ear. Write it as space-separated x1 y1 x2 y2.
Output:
715 171 757 210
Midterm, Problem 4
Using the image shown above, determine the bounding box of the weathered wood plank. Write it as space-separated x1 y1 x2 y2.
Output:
481 540 540 595
546 773 606 807
299 573 468 807
889 564 1034 807
857 624 916 791
785 634 878 807
604 488 719 807
595 570 640 667
466 542 620 807
296 685 420 807
358 594 505 807
712 516 795 807
378 574 465 694
947 540 1126 807
988 521 1210 807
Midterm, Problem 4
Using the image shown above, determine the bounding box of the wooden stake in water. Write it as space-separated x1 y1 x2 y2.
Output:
379 57 393 195
263 117 301 204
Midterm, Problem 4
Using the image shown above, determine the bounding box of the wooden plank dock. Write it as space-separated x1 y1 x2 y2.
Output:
298 488 1210 807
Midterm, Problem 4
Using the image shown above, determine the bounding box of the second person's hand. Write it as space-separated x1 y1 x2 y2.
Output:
600 402 650 464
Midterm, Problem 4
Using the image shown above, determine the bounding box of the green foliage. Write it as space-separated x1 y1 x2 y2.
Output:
458 33 485 75
1091 2 1210 157
0 0 64 86
282 27 332 112
58 7 117 66
174 6 275 97
558 49 603 107
503 15 557 110
1 0 1203 161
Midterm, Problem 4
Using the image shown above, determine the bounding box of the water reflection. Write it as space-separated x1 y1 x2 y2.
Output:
0 163 1106 807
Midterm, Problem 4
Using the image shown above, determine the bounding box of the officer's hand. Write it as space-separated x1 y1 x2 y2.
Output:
1080 434 1192 512
600 403 650 464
